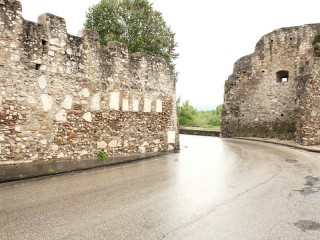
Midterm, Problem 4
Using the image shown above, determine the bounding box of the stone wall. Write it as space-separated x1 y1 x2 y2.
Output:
296 54 320 145
221 23 320 145
0 0 179 164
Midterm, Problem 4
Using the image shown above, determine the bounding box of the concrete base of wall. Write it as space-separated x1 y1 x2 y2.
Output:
179 128 221 137
0 151 179 184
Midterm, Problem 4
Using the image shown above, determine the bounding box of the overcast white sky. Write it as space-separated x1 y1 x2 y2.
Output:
21 0 320 110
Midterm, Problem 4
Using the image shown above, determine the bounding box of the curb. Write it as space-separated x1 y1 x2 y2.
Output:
0 151 179 184
235 137 320 153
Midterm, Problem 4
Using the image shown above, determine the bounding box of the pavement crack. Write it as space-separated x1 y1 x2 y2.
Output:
162 173 279 236
232 173 278 200
157 232 169 240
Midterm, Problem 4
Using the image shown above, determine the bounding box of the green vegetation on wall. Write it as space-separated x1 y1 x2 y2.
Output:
312 33 320 49
177 100 222 129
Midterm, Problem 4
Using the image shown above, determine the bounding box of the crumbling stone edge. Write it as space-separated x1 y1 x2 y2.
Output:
0 151 179 184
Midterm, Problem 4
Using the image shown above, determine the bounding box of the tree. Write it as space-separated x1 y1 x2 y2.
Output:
177 101 222 127
85 0 178 69
210 105 222 126
178 101 197 126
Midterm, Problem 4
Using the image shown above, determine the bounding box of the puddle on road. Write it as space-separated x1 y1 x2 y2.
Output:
299 187 319 196
285 159 298 164
294 220 320 231
305 176 320 186
298 176 320 195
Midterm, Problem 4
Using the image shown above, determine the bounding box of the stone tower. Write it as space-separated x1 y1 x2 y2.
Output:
221 23 320 146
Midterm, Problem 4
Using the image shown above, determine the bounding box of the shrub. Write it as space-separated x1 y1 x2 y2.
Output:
97 152 107 159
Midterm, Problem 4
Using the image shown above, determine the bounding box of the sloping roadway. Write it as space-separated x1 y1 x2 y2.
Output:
0 135 319 240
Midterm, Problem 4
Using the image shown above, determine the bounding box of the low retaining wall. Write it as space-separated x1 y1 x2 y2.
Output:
179 129 221 137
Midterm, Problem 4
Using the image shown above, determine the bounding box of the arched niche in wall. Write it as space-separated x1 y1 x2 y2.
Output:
276 70 289 83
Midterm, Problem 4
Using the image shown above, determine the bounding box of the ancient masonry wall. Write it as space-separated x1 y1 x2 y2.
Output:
221 23 320 145
0 0 179 164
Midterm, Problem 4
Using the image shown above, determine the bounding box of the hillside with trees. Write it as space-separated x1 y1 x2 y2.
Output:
177 100 222 129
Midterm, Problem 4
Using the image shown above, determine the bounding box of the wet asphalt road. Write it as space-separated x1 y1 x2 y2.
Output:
0 135 320 240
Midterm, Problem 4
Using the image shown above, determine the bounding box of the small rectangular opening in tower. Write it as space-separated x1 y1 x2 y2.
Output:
36 64 41 70
276 70 289 83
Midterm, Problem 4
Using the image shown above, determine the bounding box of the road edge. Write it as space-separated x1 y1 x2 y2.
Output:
0 151 179 184
234 137 320 153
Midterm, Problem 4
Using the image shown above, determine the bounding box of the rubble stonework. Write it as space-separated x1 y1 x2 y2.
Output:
0 0 179 164
221 23 320 146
